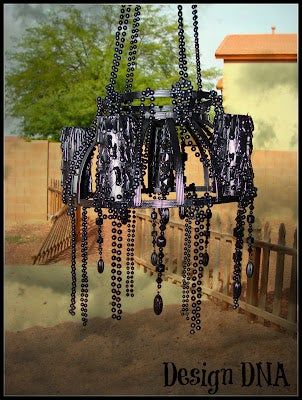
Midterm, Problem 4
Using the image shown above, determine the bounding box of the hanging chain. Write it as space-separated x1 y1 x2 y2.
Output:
191 5 202 90
182 214 192 319
195 206 205 332
232 201 246 308
106 5 131 113
69 206 77 316
129 209 136 296
125 5 141 93
126 212 132 296
80 207 89 326
96 208 105 273
177 5 188 80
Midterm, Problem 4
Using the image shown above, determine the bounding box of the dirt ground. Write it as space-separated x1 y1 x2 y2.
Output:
4 223 298 396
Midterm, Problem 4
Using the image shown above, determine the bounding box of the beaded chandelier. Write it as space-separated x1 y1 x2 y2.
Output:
60 4 257 334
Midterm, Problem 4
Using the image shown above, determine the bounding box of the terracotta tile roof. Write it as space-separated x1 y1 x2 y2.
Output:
215 33 297 61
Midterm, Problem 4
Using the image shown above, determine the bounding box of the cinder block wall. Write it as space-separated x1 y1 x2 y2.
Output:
5 137 49 226
5 136 297 243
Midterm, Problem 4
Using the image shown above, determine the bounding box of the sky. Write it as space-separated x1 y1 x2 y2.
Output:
3 3 298 135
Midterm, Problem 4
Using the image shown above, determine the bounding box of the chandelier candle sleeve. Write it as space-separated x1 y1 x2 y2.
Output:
60 4 257 333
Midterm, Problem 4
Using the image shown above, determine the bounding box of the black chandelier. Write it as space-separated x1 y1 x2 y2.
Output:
60 4 257 334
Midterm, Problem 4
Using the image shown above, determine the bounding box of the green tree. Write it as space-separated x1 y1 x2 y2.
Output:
6 5 221 141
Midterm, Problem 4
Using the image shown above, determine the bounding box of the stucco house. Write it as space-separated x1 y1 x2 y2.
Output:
215 27 297 151
213 28 297 234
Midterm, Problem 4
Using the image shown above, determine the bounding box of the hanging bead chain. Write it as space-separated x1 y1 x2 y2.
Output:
126 211 132 296
151 207 158 269
126 209 136 297
80 207 89 326
96 208 105 273
177 5 188 80
110 210 122 320
247 199 255 260
116 219 123 319
191 5 202 91
153 206 169 315
183 120 214 264
195 206 206 332
129 209 136 297
69 206 77 316
124 5 141 93
190 205 204 334
182 214 192 320
232 201 246 308
106 5 131 114
60 128 94 320
106 5 126 109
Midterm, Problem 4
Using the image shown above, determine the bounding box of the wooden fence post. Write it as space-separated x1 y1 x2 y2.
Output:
212 216 221 294
287 228 297 324
258 222 271 325
222 219 233 310
246 219 262 322
272 223 286 317
176 227 183 276
76 206 81 237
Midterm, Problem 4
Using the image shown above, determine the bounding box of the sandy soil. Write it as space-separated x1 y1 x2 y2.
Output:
5 223 52 265
5 301 297 396
4 223 298 396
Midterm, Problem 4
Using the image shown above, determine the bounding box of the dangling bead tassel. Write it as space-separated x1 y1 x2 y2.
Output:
96 208 104 273
129 209 136 297
154 207 168 315
190 205 199 334
115 219 123 320
68 206 77 316
246 198 255 278
197 206 206 331
232 201 246 309
126 209 132 297
110 209 123 320
203 192 213 265
182 213 192 320
80 207 89 326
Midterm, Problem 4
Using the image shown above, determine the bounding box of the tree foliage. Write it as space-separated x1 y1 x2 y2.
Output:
6 5 221 140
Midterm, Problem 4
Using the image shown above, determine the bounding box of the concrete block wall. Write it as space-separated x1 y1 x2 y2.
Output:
5 137 49 226
5 137 297 243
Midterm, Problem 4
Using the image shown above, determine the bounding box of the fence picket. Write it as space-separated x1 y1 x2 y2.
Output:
212 218 221 292
258 222 271 324
176 227 183 276
272 223 286 317
287 229 297 323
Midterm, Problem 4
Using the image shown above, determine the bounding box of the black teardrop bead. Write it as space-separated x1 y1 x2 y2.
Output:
203 252 209 266
179 206 186 220
153 293 163 315
233 281 242 299
151 252 158 266
97 259 104 274
246 261 254 278
157 235 166 248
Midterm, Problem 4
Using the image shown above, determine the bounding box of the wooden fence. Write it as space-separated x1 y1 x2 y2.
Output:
134 210 297 333
48 178 63 220
33 181 81 264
